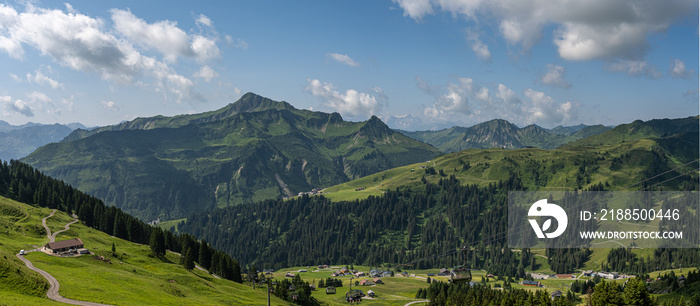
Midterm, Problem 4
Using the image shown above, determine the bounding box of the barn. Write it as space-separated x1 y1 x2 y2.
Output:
45 238 84 254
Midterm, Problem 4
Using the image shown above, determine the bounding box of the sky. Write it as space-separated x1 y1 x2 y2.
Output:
0 0 697 130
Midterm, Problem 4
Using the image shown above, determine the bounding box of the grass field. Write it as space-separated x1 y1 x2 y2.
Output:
319 138 686 202
0 196 288 305
156 218 186 233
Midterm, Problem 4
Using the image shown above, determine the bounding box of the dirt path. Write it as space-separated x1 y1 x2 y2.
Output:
404 300 430 306
195 263 222 279
51 219 79 242
20 210 112 306
42 209 57 241
16 252 110 306
167 250 222 279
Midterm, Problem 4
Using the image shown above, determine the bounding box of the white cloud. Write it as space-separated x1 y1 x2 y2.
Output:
111 9 220 63
225 35 248 49
8 73 21 82
326 53 360 67
101 100 119 111
0 4 198 103
415 76 435 95
194 65 218 82
393 0 696 61
424 77 474 119
495 84 520 105
420 76 577 125
61 95 74 112
465 29 491 61
670 59 693 79
27 71 63 89
195 14 212 27
391 0 433 20
306 79 384 118
27 91 51 103
540 64 571 88
607 60 661 79
1 95 33 117
27 91 62 115
523 89 576 125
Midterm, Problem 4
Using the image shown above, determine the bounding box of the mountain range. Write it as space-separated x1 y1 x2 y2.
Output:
0 121 87 161
178 115 699 271
22 93 440 220
399 119 612 152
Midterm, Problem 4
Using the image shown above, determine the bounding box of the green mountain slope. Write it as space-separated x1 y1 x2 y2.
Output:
322 116 698 201
398 126 468 149
400 119 611 152
0 196 285 305
563 116 699 147
22 93 440 220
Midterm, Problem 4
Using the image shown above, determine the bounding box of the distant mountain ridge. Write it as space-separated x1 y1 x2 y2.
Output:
563 116 699 147
400 119 612 152
0 121 87 161
23 93 440 220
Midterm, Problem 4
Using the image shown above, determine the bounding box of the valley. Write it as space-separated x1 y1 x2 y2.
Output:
1 113 698 305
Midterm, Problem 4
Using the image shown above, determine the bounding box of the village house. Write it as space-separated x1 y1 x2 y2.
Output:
551 290 562 300
522 280 541 287
598 272 618 279
45 238 84 254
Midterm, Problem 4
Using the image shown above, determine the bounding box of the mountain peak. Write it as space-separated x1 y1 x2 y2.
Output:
358 115 393 138
229 92 294 113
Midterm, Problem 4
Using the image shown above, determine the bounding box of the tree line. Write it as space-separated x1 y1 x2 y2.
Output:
0 159 242 283
180 174 569 276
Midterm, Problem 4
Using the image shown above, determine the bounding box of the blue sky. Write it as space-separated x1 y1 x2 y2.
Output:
0 0 697 130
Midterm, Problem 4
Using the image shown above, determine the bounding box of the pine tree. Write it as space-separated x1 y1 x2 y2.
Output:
183 248 195 271
623 278 654 306
198 239 211 270
149 228 166 257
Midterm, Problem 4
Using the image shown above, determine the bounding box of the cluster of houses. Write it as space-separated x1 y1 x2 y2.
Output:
297 188 323 197
426 268 464 277
147 218 161 226
595 271 620 279
358 278 383 286
581 270 626 279
327 267 393 278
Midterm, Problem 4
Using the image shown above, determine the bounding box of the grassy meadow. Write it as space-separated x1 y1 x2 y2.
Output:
0 195 288 305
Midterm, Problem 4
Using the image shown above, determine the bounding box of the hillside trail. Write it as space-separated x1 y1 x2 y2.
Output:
404 300 430 306
18 209 112 306
166 250 222 279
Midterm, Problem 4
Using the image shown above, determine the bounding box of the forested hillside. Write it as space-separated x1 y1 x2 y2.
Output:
177 118 699 275
0 159 242 283
23 93 440 220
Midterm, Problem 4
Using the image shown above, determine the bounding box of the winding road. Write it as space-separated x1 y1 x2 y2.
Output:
17 209 111 306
